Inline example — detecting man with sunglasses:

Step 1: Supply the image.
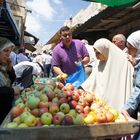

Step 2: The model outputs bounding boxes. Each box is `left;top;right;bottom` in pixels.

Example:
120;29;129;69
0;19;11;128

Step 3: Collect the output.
52;26;90;78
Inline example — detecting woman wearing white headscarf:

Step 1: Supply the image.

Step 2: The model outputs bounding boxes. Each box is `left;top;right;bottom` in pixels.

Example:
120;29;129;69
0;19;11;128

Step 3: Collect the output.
0;37;21;124
81;38;134;111
122;30;140;140
122;30;140;115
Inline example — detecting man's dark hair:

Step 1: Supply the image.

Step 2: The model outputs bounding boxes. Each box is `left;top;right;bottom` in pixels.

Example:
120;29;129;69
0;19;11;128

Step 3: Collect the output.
43;50;47;54
18;48;25;54
59;26;70;34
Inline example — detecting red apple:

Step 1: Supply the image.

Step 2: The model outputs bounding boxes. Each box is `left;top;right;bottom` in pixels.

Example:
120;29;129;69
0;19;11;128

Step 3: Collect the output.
31;108;39;117
46;91;56;101
57;91;67;99
105;111;115;122
75;105;84;113
65;90;73;97
83;106;90;115
59;97;68;105
78;97;87;107
39;101;49;108
65;83;75;91
52;113;64;125
62;115;73;125
11;106;23;118
49;103;59;115
61;86;67;92
69;100;78;109
96;112;107;123
39;107;48;116
57;82;65;89
84;93;94;103
72;90;80;101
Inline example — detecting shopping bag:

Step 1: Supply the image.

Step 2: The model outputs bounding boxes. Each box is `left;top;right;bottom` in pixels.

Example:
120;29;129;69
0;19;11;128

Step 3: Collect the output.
66;63;87;88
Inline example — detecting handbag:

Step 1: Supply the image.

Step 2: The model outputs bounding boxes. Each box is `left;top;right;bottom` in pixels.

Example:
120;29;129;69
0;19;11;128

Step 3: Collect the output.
66;63;87;88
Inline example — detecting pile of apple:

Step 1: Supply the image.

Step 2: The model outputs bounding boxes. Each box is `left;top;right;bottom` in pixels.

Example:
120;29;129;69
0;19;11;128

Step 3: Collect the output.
5;79;127;128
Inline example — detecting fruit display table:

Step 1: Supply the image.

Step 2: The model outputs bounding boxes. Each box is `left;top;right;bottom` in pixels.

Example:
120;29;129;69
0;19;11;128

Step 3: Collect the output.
0;115;139;140
1;79;139;140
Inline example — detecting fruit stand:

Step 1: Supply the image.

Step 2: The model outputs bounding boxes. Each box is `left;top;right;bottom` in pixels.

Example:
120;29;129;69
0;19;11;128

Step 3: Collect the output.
0;116;139;140
0;78;139;140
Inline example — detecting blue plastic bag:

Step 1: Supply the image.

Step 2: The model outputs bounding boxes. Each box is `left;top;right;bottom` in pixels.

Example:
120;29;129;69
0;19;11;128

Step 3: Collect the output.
66;63;87;88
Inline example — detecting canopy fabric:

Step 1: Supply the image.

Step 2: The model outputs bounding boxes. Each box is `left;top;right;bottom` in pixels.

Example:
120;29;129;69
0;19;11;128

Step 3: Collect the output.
83;0;139;7
0;0;20;45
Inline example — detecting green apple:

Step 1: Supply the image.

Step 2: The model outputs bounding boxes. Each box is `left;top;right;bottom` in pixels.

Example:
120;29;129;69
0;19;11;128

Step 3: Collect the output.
14;98;23;106
27;96;40;109
60;103;70;114
13;116;21;124
24;115;37;127
18;123;28;128
68;109;77;118
20;112;31;123
73;114;84;125
41;112;52;125
6;122;18;128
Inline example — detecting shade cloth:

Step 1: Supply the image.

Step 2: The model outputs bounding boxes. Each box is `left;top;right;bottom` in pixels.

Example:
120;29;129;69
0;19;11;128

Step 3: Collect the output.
83;0;139;8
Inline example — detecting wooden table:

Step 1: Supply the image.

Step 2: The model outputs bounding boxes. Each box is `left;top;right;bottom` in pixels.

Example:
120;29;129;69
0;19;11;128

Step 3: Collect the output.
0;119;139;140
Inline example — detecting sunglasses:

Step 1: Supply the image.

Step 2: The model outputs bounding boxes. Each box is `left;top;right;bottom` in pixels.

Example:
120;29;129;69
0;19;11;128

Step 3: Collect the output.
61;33;72;39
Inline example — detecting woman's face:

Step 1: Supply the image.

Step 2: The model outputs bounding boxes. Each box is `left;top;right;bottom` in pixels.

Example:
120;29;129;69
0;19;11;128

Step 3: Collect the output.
126;42;138;57
94;48;107;62
0;47;12;62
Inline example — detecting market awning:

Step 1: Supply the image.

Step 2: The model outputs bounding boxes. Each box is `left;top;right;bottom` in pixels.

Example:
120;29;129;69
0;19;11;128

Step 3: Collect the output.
83;0;139;8
72;5;140;44
0;0;20;45
24;31;39;52
24;31;39;45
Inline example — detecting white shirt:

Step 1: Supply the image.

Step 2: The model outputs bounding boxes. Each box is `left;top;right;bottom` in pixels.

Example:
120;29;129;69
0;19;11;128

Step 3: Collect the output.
42;53;52;65
14;61;43;78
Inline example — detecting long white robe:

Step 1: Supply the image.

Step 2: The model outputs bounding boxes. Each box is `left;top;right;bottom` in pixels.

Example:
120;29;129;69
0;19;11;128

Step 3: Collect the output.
82;38;134;111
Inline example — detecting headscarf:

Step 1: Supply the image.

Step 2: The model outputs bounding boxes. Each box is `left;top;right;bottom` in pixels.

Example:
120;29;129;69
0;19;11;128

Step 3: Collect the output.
81;38;134;111
0;37;15;52
0;37;15;87
127;30;140;59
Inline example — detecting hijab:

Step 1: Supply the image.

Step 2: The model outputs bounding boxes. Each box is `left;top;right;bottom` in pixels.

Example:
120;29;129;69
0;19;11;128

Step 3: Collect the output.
0;37;15;87
0;37;15;52
81;38;134;111
127;30;140;60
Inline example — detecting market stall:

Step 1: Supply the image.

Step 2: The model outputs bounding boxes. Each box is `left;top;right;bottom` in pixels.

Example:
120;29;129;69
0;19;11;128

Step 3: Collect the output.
0;119;139;140
0;78;139;140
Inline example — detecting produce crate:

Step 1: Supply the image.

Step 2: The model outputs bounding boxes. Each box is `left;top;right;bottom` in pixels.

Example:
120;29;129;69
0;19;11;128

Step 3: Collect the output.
0;114;139;140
